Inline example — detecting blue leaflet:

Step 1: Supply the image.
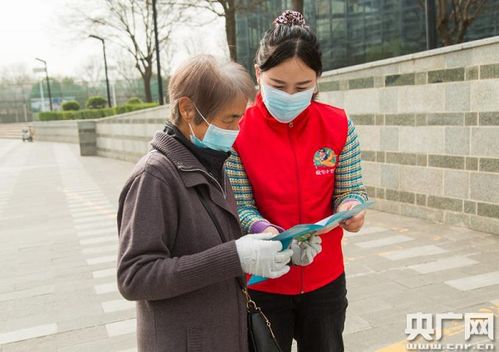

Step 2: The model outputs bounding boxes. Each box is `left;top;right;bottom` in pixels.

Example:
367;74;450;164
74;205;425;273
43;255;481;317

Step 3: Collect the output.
248;200;375;286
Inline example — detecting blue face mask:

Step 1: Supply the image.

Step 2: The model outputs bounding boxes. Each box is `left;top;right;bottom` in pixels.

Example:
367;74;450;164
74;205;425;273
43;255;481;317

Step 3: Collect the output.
189;105;239;153
261;82;314;123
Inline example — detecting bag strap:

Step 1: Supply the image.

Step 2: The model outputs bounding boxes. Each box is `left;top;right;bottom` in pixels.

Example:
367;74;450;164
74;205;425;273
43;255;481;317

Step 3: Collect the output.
194;187;247;291
196;187;280;345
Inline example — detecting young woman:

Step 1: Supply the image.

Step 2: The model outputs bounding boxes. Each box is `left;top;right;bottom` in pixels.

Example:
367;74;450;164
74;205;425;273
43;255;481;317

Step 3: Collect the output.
116;55;293;352
227;10;369;352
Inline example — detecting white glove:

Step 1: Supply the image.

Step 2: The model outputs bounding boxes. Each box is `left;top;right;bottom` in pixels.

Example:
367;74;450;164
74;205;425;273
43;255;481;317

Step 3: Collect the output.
235;233;293;279
291;235;322;266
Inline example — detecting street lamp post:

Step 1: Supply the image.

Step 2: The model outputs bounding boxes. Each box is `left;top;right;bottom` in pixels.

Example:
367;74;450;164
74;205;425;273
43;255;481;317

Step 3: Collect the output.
108;65;118;107
35;58;53;111
89;34;112;108
152;0;164;105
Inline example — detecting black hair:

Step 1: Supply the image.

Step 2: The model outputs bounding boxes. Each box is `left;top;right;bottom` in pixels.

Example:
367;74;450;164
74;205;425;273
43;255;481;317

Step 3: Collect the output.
255;10;322;77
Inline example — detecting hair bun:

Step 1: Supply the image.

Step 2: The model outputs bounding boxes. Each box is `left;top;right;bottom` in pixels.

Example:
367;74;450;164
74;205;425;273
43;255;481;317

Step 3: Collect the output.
273;10;306;27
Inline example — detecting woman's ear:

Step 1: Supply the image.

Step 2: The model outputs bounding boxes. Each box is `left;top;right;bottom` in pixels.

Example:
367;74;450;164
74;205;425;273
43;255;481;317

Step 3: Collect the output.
178;97;195;124
254;65;261;84
315;74;321;93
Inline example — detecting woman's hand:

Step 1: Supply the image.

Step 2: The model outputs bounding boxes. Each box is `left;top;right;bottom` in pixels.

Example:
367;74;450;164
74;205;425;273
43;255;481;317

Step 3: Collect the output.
291;235;322;266
263;226;280;235
337;200;365;233
235;233;292;278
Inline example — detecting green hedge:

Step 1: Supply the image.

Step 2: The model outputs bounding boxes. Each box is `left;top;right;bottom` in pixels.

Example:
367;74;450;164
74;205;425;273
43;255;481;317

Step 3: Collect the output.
126;97;143;105
62;100;80;111
38;103;159;121
86;96;107;109
114;103;158;114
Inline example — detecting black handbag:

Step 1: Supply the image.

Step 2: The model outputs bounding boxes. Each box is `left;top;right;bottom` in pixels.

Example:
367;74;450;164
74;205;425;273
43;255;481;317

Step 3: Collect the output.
195;188;283;352
243;287;283;352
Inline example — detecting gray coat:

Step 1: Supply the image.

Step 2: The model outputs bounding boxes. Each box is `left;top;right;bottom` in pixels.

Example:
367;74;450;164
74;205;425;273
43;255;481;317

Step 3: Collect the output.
117;131;248;352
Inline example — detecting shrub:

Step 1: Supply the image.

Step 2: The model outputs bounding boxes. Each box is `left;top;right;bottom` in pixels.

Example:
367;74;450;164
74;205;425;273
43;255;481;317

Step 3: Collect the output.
38;112;62;121
62;111;76;120
86;96;107;109
115;102;158;114
37;102;159;121
79;109;103;119
62;100;80;111
126;97;143;105
101;107;116;117
126;102;158;112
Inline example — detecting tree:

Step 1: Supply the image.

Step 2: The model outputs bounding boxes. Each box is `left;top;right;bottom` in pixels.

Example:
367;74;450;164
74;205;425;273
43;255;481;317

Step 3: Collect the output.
0;63;33;90
291;0;304;14
191;1;237;60
59;77;90;106
161;0;266;62
115;53;144;99
77;56;104;87
0;64;34;122
420;0;488;46
64;0;188;102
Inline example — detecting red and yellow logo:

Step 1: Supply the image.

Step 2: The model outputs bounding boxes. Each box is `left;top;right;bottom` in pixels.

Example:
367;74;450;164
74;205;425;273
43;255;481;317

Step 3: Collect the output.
313;147;336;176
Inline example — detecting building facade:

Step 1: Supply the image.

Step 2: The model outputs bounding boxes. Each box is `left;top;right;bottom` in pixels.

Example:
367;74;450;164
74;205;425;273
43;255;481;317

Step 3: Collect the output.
235;0;499;74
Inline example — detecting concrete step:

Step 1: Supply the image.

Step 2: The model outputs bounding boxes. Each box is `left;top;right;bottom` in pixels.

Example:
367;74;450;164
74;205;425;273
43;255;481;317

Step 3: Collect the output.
0;123;31;140
0;135;22;140
0;129;26;134
0;132;22;136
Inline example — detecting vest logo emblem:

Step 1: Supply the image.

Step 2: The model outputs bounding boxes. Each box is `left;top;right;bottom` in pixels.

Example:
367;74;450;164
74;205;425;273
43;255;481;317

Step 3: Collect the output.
313;147;336;176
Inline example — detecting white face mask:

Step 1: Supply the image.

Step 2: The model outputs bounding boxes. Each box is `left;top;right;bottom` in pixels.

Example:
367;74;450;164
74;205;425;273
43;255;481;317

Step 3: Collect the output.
261;82;314;123
189;104;239;152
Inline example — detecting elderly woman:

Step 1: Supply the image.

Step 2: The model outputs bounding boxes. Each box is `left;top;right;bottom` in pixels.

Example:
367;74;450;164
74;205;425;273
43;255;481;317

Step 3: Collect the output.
116;55;293;352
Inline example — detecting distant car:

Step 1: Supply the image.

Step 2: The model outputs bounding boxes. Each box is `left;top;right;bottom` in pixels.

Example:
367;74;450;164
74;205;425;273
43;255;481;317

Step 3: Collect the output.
22;128;33;142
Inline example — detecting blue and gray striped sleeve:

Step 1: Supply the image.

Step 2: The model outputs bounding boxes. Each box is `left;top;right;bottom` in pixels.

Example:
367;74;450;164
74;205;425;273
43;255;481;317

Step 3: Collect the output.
332;118;369;210
226;151;272;234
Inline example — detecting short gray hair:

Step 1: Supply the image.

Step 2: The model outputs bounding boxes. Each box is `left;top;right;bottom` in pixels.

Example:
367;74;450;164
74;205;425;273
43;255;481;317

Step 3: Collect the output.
168;55;256;125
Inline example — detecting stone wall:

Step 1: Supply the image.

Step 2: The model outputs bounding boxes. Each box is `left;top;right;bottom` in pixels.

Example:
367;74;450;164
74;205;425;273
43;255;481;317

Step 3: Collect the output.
31;36;499;234
95;106;167;162
31;106;168;160
317;36;499;234
32;120;80;144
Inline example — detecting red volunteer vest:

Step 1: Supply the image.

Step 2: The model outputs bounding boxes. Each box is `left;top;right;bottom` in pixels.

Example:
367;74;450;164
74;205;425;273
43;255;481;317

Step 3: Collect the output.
234;94;349;295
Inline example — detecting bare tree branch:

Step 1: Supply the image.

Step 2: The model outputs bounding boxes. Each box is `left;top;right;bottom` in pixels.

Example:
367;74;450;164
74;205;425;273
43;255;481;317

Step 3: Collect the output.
60;0;189;101
418;0;488;46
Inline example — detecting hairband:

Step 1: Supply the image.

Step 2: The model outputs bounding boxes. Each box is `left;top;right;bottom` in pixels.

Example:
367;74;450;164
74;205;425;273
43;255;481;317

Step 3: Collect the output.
273;10;306;27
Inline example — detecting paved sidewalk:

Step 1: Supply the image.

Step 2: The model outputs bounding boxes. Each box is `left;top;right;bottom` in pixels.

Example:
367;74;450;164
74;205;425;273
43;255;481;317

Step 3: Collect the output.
0;139;498;352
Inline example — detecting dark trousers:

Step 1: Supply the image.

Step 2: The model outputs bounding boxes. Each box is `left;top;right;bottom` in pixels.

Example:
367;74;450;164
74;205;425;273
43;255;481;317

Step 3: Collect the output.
248;273;348;352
